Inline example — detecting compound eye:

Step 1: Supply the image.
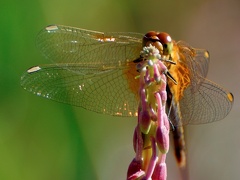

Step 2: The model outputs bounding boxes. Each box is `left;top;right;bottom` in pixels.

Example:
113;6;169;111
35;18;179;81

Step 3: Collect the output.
157;32;172;44
143;31;159;46
142;31;163;53
144;31;159;39
157;32;173;55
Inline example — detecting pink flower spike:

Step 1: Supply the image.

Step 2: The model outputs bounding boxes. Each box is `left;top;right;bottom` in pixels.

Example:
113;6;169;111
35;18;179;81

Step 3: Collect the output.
128;44;170;180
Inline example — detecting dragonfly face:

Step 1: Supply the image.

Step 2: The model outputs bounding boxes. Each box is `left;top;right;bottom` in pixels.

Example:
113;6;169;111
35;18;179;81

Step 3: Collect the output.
20;25;234;127
142;31;173;56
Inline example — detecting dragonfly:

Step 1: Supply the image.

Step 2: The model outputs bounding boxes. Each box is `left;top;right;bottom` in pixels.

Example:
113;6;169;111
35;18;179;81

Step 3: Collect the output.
21;24;233;123
20;25;234;167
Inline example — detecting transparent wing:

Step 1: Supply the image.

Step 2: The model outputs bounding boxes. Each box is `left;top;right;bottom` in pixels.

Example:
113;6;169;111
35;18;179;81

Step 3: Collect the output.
168;41;233;126
192;48;210;78
36;25;143;72
179;78;234;125
20;63;139;117
177;41;210;91
23;26;233;124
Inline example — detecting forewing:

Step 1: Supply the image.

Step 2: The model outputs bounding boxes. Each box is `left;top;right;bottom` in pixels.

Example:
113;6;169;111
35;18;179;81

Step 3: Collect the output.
36;25;143;72
192;48;210;78
21;64;139;117
177;41;210;91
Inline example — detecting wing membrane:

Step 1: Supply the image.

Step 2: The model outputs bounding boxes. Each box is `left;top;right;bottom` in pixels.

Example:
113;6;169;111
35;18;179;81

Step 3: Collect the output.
21;63;139;116
170;77;233;126
168;41;232;126
177;41;210;92
36;25;143;72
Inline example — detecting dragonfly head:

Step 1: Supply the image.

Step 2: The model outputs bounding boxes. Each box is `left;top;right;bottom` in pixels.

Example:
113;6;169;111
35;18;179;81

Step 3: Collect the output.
143;31;173;56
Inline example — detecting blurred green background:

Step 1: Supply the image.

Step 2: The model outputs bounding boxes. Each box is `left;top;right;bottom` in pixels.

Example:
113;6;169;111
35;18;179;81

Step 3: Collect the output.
0;0;239;179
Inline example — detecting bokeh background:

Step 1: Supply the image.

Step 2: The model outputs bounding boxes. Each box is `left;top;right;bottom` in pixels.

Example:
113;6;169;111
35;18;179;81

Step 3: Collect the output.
0;0;239;179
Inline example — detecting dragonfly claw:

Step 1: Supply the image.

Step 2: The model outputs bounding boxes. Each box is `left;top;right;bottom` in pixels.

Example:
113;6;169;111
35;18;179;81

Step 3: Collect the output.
164;70;177;85
161;57;176;65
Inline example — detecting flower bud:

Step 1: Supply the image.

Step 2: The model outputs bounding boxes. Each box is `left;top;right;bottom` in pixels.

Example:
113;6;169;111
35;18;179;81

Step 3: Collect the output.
127;158;144;180
133;127;138;153
139;110;151;134
153;64;161;83
152;161;167;180
156;126;169;154
133;126;143;153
